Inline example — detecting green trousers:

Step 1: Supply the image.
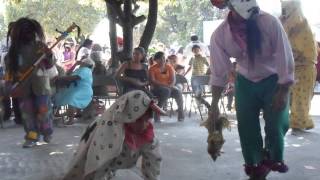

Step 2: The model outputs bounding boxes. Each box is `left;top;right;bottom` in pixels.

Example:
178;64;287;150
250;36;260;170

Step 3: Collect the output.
235;74;289;165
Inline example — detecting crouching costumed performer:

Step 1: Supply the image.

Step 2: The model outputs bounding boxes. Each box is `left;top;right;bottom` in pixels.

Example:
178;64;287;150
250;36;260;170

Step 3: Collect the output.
210;0;294;179
63;90;164;180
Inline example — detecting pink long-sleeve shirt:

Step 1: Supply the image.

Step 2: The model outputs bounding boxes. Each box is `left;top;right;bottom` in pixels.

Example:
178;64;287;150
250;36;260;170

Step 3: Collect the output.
209;12;294;87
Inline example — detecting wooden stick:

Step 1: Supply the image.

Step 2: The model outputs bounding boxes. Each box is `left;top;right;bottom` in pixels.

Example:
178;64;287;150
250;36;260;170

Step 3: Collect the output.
9;23;80;94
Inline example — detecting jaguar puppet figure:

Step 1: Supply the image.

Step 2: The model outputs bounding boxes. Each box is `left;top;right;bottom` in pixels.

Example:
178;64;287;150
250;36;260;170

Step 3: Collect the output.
196;96;230;161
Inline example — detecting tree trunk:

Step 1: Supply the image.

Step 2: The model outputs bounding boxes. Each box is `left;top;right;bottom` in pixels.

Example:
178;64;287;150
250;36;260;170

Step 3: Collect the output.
122;0;133;61
105;0;158;62
107;2;119;69
139;0;158;52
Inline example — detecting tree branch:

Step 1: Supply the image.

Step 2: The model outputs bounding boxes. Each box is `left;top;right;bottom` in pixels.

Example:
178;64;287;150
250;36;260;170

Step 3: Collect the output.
106;0;119;68
132;0;140;14
122;0;133;60
139;0;158;51
106;0;125;24
133;15;146;26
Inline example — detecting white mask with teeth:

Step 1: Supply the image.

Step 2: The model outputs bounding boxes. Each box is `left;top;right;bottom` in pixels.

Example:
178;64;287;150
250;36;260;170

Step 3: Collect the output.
228;0;259;19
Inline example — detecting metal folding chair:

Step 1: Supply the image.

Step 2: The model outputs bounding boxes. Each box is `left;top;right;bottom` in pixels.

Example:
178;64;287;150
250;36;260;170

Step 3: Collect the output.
92;75;121;107
190;75;211;121
176;74;194;117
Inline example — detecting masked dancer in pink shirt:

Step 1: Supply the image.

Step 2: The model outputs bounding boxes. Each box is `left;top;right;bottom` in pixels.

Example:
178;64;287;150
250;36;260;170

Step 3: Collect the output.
209;0;294;179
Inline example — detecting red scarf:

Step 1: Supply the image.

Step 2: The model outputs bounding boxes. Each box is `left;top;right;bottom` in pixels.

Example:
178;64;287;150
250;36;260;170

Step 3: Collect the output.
124;121;155;151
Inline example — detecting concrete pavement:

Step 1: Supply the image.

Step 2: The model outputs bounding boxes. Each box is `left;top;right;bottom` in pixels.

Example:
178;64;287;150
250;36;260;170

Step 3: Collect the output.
0;97;319;180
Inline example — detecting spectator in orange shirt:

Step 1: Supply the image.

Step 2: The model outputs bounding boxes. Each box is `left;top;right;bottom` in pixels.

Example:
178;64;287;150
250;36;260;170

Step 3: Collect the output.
149;52;184;122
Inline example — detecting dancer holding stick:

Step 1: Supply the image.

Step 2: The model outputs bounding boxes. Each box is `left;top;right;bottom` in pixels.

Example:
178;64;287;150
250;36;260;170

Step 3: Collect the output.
5;17;79;148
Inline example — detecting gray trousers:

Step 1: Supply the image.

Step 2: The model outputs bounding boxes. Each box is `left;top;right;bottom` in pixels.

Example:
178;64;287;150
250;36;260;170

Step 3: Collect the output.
151;86;183;113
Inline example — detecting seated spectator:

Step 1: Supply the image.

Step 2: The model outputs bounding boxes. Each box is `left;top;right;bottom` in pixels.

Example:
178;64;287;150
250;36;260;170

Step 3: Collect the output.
76;39;93;61
91;43;103;52
148;56;155;67
62;43;76;71
91;48;108;96
167;54;185;75
91;46;106;74
167;55;185;91
54;58;94;125
149;51;184;122
115;47;149;94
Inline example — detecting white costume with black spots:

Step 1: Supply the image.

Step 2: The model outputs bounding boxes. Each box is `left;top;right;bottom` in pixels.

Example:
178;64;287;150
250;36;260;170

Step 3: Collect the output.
63;91;161;180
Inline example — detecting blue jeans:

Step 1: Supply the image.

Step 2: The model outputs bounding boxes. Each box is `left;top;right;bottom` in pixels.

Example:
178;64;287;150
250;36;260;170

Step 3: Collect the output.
191;76;204;96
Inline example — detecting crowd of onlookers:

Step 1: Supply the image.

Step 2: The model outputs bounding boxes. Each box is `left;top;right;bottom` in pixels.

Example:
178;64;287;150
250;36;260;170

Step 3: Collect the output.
0;30;242;126
2;30;319;125
115;36;213;122
0;16;220;149
54;35;218;123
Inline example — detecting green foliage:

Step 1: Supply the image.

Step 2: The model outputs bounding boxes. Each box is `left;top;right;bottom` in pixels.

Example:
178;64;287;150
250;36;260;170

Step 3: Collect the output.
154;0;227;46
0;15;6;40
2;0;105;39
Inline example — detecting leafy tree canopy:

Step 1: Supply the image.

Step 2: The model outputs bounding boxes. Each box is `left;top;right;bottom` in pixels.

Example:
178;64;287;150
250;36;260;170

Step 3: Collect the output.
1;0;105;40
1;0;226;49
154;0;227;47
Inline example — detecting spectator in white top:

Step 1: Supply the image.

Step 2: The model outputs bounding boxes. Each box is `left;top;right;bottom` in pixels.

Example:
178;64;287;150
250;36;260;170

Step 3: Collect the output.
76;39;93;61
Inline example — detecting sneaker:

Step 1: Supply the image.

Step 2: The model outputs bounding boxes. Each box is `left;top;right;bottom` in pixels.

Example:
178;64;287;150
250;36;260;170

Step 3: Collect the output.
291;128;305;136
13;118;23;125
22;140;37;148
263;160;289;173
244;164;271;179
43;135;52;143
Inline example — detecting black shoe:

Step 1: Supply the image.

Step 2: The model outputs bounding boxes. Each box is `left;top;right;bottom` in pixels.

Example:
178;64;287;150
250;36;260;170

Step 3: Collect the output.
23;140;37;148
227;106;232;111
43;135;52;143
3;117;10;122
291;128;305;136
13;118;23;125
